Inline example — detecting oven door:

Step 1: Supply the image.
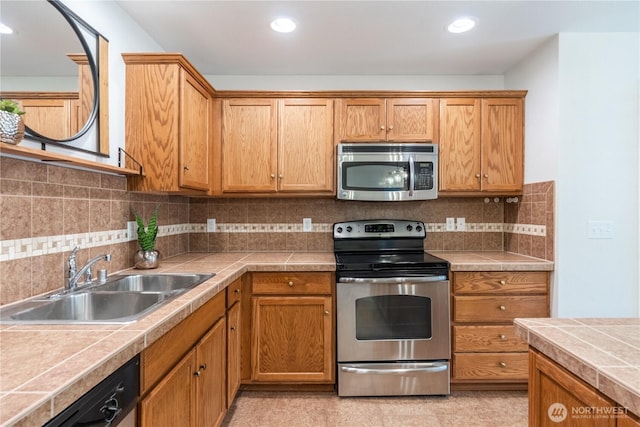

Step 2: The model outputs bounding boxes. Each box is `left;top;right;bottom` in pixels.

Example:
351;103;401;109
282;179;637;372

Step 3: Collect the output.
336;277;450;362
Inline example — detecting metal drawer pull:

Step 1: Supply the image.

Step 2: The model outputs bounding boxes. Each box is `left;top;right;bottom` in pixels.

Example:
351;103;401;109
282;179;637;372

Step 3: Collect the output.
499;334;506;340
324;310;329;315
194;371;201;377
288;281;294;287
499;362;507;367
234;289;240;294
340;364;447;375
230;326;236;331
500;280;506;285
499;305;506;311
200;364;207;370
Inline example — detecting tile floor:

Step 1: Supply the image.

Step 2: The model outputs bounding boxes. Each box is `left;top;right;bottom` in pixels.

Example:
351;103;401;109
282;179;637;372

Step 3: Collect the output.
222;390;528;426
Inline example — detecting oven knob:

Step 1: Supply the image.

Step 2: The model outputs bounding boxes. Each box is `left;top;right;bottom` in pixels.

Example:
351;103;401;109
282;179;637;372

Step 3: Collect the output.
416;225;423;232
336;227;343;234
406;225;413;231
346;226;353;232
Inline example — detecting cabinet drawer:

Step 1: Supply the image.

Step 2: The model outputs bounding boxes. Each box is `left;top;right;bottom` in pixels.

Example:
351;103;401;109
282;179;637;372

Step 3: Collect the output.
453;295;548;322
453;325;528;352
453;271;548;294
453;353;528;380
252;272;333;295
226;278;242;306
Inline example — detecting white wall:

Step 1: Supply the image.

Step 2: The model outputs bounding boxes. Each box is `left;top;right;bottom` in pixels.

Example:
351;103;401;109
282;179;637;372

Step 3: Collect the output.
506;33;639;317
205;75;504;91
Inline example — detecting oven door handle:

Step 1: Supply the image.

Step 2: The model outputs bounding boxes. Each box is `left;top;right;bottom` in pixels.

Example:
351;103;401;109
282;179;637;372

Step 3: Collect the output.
340;364;448;375
338;276;448;284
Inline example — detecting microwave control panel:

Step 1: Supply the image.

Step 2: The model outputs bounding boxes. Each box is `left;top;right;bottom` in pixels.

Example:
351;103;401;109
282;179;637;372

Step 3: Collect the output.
414;162;434;190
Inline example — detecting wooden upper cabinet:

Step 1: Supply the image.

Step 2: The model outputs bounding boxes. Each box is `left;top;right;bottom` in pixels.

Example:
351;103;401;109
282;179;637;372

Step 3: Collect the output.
439;97;524;194
221;99;278;192
123;53;215;193
219;98;334;195
278;99;334;193
338;98;438;142
481;98;523;192
439;98;481;191
19;98;74;140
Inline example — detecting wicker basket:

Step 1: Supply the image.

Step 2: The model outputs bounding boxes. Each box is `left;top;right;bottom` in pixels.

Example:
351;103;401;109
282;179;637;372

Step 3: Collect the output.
0;110;25;145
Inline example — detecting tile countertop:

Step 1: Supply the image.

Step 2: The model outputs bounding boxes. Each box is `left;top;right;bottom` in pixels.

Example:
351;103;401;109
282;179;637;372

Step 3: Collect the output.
0;250;552;426
514;318;640;416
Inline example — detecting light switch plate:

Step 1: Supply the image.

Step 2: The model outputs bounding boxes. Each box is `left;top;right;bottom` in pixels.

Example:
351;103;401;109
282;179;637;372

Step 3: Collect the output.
127;221;137;240
456;217;466;231
303;218;313;232
587;220;614;239
207;218;217;232
445;217;455;231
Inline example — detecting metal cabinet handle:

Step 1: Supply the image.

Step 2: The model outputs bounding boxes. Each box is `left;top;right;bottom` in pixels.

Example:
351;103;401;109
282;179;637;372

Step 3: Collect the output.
499;305;506;311
388;125;393;131
380;125;385;130
279;174;284;179
200;364;207;370
230;326;236;331
270;173;275;179
484;174;489;178
288;281;294;287
234;289;240;294
194;371;201;377
475;173;481;178
324;310;329;315
500;280;506;285
184;165;189;171
499;334;506;340
499;362;507;367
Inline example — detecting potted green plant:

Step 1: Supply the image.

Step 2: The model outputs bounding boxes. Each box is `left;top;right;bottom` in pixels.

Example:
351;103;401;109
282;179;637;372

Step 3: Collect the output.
133;206;160;269
0;99;25;145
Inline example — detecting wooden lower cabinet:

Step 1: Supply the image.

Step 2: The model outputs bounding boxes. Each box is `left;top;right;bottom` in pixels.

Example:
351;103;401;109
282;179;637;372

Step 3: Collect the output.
139;292;227;427
529;349;639;426
248;272;335;384
451;271;549;389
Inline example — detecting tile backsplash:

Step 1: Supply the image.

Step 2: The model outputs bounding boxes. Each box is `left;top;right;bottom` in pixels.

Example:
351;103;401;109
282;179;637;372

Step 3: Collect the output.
0;156;553;305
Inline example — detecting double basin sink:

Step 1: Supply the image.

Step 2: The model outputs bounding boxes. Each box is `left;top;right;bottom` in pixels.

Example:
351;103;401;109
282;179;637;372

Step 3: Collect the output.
0;273;214;324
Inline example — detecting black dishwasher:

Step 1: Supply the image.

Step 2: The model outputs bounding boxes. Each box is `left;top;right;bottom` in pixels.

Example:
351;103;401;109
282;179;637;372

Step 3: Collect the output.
44;355;139;427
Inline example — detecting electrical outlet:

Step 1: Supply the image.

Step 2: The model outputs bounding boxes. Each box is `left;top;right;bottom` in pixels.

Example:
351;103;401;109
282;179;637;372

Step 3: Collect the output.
303;218;313;232
445;217;455;231
127;221;137;240
587;220;614;239
207;218;217;232
456;217;466;231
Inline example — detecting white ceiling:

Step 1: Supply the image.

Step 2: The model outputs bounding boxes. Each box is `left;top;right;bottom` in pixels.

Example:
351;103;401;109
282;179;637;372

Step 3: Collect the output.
113;0;640;76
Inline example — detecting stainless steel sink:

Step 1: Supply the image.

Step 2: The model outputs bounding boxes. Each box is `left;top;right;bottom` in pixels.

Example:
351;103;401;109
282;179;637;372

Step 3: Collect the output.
6;292;167;323
0;273;214;324
93;273;212;294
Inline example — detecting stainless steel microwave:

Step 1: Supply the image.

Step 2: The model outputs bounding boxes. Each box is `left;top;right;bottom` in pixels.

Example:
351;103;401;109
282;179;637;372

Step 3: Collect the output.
337;143;438;201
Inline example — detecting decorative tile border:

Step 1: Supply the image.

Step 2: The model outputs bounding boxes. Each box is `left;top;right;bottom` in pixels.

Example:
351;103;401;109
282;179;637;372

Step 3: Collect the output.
0;222;545;262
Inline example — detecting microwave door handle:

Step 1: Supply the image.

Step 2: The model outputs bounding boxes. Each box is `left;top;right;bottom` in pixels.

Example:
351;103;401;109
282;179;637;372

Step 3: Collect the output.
408;156;415;197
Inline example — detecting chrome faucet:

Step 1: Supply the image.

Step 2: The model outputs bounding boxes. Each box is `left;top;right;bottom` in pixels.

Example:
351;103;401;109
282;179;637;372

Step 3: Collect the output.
67;247;111;290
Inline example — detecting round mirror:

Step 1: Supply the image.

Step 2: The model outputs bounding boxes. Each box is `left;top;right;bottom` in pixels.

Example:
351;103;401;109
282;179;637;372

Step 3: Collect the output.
0;0;106;155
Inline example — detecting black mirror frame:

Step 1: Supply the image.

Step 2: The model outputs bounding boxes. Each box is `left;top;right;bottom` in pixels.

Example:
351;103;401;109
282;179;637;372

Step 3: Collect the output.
23;0;108;157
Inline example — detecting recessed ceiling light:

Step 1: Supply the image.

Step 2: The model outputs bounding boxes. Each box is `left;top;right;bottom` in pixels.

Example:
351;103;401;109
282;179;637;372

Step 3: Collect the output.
0;23;14;35
447;17;477;34
270;17;296;33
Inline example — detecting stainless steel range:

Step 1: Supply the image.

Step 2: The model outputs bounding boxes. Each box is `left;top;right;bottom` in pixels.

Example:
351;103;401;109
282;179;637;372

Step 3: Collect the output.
334;219;450;397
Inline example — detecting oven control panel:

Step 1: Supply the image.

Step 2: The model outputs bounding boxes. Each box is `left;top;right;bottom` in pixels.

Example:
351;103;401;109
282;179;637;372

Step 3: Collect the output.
333;220;425;239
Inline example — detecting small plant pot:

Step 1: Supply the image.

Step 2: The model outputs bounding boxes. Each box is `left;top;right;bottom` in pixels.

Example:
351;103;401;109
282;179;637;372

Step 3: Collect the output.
134;249;160;269
0;111;25;145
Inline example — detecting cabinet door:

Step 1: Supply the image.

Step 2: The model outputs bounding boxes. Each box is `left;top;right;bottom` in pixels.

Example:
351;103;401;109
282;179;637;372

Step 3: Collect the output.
222;99;277;192
195;317;226;427
338;98;386;141
530;350;616;426
278;99;334;193
179;70;210;190
20;99;72;140
251;296;333;382
139;350;196;427
386;98;438;142
481;98;524;192
439;98;481;191
227;302;241;406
